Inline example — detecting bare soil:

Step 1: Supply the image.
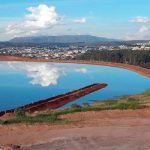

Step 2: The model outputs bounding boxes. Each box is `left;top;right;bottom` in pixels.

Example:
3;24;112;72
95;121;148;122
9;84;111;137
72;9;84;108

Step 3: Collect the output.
0;109;150;150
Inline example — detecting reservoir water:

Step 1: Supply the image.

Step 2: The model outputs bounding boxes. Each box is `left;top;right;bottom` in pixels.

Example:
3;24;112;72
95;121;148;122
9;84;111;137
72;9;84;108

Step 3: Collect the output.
0;61;150;111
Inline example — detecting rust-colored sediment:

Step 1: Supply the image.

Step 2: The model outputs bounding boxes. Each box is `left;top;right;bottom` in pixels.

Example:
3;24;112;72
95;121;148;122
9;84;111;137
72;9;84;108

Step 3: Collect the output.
0;83;107;116
0;55;150;78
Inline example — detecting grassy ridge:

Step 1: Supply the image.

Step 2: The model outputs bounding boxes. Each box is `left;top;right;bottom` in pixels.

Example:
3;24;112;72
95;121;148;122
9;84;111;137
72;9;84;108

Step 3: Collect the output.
0;90;150;125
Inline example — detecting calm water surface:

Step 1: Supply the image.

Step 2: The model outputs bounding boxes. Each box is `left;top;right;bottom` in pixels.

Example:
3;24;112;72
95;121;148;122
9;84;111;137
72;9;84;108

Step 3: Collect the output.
0;61;150;111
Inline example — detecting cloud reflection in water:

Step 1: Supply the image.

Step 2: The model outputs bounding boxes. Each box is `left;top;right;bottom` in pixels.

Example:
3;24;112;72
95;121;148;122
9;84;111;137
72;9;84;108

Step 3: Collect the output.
75;68;87;73
8;62;64;87
8;62;88;87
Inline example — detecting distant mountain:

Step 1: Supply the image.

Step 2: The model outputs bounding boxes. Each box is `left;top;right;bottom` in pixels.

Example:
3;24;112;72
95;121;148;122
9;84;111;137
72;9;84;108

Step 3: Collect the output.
10;35;118;44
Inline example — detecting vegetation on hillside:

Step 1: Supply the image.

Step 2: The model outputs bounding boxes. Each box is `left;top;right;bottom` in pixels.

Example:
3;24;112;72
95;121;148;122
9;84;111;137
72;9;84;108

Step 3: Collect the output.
76;50;150;69
0;90;150;125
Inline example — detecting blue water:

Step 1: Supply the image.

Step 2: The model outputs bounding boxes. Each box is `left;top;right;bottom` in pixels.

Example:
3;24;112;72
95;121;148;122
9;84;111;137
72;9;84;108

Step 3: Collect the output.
0;61;150;111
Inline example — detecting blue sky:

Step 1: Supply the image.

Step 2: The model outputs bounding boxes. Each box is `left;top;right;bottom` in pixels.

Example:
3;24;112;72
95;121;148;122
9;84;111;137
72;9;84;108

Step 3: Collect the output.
0;0;150;40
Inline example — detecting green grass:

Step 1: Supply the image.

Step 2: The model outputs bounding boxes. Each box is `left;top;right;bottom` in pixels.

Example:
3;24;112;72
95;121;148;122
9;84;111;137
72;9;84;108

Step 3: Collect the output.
143;90;150;96
0;113;58;125
0;90;149;125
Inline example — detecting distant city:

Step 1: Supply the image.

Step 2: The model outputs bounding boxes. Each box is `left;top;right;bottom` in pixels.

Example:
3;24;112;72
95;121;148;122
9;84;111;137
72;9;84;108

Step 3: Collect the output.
0;38;150;60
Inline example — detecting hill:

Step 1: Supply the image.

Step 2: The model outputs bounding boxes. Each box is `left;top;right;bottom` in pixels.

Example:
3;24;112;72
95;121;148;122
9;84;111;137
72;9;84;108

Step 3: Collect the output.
10;35;118;44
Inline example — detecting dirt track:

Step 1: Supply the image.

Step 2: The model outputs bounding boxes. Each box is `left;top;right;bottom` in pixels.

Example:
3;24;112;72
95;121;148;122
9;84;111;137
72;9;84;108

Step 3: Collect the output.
0;55;150;78
0;109;150;150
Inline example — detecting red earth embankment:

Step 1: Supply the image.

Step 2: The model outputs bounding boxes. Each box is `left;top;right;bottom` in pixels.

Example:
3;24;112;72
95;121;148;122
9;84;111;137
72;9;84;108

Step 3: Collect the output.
0;83;107;116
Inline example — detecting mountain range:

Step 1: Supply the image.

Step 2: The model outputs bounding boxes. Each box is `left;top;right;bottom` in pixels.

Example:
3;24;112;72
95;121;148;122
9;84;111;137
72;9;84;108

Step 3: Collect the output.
10;35;118;44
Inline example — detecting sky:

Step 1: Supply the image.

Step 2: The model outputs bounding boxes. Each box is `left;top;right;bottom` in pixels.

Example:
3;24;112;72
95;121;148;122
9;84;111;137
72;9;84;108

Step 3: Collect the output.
0;0;150;41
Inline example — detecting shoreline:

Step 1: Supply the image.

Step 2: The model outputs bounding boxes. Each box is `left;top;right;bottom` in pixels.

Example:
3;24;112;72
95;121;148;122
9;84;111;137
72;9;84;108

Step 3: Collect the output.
0;83;107;116
0;55;150;78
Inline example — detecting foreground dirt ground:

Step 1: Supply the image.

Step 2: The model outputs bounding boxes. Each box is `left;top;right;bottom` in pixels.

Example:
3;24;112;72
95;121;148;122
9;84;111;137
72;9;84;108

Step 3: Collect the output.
0;109;150;150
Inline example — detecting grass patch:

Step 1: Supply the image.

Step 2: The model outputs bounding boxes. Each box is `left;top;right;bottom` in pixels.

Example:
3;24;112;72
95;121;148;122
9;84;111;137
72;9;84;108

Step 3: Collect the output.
112;98;140;110
0;90;149;125
114;101;139;110
143;90;150;96
1;113;58;125
15;107;26;118
0;119;4;125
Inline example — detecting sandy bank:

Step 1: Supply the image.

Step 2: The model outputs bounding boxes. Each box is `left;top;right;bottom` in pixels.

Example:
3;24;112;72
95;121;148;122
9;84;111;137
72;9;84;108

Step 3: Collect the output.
0;55;150;78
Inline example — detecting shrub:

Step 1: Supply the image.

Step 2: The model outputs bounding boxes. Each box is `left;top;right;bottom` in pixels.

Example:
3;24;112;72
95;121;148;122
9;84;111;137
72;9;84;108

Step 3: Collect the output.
115;101;139;110
0;119;4;125
127;98;139;102
116;103;130;110
105;100;118;106
71;104;82;110
36;112;58;122
143;90;150;96
15;108;26;118
83;103;90;107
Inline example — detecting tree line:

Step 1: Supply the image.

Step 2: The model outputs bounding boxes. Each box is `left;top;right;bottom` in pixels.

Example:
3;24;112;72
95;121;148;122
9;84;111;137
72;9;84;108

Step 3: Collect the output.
75;50;150;69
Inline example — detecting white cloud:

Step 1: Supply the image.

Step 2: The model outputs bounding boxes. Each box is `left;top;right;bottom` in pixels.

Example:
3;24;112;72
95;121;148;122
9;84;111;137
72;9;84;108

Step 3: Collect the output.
139;26;149;33
75;68;87;73
6;4;62;37
8;62;64;87
125;25;150;40
131;16;150;23
127;16;150;40
73;17;86;24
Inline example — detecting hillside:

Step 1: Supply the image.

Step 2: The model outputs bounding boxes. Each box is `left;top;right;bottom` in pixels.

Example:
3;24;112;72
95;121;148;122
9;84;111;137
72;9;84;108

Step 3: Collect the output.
9;35;117;43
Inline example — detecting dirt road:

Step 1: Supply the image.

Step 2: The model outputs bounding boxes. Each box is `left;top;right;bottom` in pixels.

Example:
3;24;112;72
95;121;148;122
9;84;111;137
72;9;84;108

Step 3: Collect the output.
0;109;150;150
